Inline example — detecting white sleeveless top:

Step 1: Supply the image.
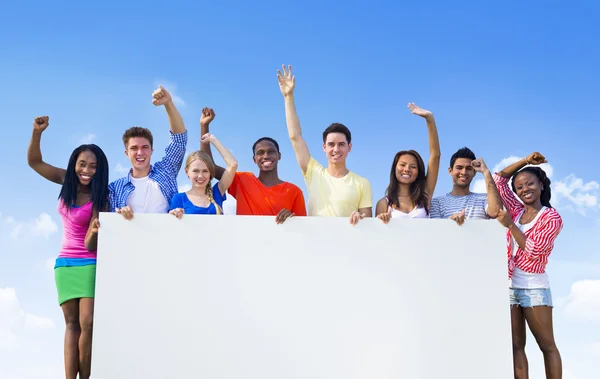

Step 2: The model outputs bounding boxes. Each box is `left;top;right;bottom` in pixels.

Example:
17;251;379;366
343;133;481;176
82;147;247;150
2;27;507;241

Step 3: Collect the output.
386;197;429;219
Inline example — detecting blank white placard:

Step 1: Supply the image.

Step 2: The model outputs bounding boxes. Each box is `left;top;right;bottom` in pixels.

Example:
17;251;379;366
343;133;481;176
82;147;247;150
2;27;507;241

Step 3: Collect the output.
90;213;512;379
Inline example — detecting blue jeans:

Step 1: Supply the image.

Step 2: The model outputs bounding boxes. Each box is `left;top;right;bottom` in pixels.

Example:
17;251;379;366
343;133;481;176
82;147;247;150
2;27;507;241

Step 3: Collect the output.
509;288;553;308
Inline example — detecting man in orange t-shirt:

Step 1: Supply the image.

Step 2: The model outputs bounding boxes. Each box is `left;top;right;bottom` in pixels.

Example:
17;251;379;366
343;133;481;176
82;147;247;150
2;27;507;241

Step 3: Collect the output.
200;108;306;223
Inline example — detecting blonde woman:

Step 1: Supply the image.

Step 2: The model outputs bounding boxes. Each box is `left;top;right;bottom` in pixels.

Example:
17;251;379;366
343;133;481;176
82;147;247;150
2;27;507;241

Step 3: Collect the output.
169;133;238;217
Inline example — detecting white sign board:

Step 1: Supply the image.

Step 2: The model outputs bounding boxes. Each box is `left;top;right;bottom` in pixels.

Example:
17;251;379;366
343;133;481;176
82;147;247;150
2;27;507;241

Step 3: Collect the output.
91;213;512;379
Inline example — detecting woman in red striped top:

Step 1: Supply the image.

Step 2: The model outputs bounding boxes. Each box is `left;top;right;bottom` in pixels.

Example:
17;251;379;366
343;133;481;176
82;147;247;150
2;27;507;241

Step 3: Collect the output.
493;152;563;379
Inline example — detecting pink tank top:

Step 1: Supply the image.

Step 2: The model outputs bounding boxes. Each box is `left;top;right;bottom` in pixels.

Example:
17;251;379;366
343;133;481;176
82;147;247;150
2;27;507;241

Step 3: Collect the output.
57;200;97;259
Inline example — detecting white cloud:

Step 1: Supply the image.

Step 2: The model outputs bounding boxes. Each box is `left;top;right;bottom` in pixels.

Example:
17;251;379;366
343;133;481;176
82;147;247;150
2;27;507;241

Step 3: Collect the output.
0;287;55;350
1;212;58;240
584;341;600;356
78;133;96;144
564;280;600;322
115;163;129;175
553;175;599;216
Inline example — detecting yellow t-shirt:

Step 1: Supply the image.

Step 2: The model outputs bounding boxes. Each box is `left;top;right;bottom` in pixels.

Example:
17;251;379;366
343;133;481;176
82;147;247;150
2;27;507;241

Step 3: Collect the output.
303;157;372;217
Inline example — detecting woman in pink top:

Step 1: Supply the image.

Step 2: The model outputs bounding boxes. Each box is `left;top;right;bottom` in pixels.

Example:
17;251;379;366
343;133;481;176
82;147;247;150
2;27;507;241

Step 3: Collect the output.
27;116;109;379
494;152;563;379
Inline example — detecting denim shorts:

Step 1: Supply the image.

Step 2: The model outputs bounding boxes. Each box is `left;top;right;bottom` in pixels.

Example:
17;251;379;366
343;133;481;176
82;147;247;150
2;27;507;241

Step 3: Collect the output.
509;288;553;308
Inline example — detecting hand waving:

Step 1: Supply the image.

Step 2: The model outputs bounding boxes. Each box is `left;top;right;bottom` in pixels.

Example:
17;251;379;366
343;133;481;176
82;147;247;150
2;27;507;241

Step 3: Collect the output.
471;158;489;173
152;85;173;106
407;102;433;119
277;64;295;97
200;107;215;125
33;116;49;132
526;152;547;165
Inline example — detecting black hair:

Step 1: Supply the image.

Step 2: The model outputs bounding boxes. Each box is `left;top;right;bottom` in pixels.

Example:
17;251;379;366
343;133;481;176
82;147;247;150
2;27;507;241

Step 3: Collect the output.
252;137;280;154
58;144;110;212
322;123;351;144
511;166;553;208
385;150;429;215
450;147;476;168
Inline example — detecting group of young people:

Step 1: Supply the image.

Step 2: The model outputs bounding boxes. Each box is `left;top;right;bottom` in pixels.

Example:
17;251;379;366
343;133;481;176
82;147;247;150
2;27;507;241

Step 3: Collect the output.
27;65;563;379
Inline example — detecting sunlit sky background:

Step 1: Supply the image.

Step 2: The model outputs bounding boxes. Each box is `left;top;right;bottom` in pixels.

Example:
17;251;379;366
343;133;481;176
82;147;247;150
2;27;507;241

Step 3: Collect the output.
1;1;599;378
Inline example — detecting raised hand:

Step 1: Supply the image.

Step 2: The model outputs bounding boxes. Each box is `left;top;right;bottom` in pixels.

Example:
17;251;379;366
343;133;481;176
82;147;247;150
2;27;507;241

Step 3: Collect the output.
152;85;173;106
377;209;393;224
169;208;184;220
33;116;49;132
526;152;547;165
407;102;433;119
275;208;294;224
200;107;215;126
277;64;295;97
116;205;134;221
449;209;466;226
200;133;217;144
471;158;489;173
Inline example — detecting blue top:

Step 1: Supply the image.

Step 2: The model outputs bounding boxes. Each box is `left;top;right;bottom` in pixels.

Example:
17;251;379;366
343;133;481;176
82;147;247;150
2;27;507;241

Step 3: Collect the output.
169;182;227;215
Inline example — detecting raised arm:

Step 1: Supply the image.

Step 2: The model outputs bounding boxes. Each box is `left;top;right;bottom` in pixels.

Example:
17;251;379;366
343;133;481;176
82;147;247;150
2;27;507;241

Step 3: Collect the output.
152;85;186;135
494;152;547;216
27;116;66;185
408;103;440;201
199;107;225;180
201;133;238;196
278;65;311;174
471;158;503;218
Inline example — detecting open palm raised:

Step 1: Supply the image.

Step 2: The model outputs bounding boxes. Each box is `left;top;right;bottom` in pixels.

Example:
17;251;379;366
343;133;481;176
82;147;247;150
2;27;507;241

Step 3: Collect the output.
407;102;433;118
277;64;295;96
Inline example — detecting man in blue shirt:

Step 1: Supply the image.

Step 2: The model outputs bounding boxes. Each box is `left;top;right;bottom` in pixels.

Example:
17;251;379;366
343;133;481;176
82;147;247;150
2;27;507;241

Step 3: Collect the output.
109;86;188;219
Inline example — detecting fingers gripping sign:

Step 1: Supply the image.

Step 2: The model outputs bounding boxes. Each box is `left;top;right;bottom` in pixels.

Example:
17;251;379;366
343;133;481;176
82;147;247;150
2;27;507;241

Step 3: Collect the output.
377;208;393;224
116;206;134;221
90;218;100;234
496;208;513;228
33;116;50;132
349;210;366;226
169;208;184;220
449;209;466;226
275;208;294;224
151;85;173;106
277;64;295;97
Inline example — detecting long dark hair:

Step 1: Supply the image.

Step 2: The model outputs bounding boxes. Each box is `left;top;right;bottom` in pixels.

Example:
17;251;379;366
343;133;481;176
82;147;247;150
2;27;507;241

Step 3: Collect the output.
58;144;109;212
511;166;552;208
385;150;429;214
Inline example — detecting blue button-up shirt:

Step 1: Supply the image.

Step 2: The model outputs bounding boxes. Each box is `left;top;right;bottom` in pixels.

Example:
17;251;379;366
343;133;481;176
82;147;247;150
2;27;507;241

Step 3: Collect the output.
108;131;188;212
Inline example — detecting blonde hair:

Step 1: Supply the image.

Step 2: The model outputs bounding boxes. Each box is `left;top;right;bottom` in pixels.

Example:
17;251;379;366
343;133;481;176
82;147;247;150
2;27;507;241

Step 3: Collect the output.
185;150;223;215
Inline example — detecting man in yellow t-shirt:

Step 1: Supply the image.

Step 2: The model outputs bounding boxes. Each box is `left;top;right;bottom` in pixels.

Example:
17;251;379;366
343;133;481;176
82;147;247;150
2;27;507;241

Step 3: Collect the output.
276;64;373;224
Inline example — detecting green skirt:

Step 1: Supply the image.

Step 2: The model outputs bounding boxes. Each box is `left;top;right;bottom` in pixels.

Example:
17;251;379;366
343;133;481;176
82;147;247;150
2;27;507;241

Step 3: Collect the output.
54;264;97;305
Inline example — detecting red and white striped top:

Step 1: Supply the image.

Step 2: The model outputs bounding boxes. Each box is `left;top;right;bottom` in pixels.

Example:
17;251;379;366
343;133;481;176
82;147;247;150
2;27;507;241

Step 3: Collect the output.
493;173;563;279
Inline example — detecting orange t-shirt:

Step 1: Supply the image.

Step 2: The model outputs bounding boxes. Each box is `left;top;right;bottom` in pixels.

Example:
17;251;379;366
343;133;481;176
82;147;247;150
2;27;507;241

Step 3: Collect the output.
227;172;307;216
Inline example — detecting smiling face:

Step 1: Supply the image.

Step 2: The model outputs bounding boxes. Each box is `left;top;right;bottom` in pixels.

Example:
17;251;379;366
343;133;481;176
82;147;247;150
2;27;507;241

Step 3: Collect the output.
449;158;476;188
186;159;211;191
323;132;351;164
75;150;98;186
253;140;280;172
126;137;153;173
395;154;419;185
513;172;542;205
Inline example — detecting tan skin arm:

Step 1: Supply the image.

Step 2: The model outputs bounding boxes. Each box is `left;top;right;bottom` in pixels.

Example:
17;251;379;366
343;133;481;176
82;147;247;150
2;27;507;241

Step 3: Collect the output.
27;116;66;185
199;108;226;180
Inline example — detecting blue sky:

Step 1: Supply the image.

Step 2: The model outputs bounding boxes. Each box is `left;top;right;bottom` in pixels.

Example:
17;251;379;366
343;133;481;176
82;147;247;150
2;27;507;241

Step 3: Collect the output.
1;1;599;378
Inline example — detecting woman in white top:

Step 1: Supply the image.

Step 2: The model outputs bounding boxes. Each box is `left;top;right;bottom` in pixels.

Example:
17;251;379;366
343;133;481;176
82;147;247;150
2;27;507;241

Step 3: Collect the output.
376;103;440;223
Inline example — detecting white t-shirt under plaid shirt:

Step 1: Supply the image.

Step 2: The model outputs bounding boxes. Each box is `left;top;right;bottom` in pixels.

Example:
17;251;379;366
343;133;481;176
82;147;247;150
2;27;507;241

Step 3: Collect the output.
429;192;489;220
